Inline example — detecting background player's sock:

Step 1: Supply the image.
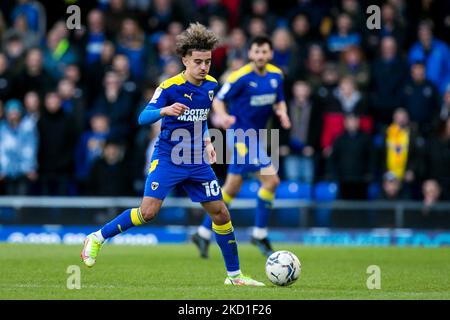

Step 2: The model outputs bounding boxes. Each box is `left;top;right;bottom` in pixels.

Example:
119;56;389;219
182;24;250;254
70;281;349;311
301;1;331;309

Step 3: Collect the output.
197;190;234;238
212;221;241;276
253;188;274;239
197;225;212;240
99;208;146;241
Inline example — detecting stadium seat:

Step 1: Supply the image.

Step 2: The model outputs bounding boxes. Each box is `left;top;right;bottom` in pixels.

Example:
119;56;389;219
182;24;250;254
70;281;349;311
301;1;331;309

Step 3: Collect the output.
368;182;382;200
275;181;312;227
313;182;339;227
236;180;260;198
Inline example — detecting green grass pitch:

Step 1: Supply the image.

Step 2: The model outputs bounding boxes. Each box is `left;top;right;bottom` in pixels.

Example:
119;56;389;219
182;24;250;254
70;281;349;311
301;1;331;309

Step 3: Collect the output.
0;243;449;299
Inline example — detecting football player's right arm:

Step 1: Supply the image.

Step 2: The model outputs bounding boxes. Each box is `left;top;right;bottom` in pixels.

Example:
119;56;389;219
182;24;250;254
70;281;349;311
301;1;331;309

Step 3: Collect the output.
138;87;189;125
212;79;244;129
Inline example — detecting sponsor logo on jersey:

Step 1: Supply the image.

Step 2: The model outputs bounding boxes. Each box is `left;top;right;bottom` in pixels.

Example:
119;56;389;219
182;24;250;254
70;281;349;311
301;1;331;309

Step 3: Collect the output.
184;93;193;101
177;108;210;121
250;94;277;106
270;78;278;88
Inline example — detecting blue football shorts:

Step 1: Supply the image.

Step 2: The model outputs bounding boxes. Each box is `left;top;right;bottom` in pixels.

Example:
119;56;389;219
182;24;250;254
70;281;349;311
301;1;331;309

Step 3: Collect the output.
144;156;222;202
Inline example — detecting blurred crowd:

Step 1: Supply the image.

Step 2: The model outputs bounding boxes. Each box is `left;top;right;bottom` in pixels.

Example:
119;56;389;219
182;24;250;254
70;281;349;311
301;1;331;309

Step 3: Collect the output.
0;0;449;207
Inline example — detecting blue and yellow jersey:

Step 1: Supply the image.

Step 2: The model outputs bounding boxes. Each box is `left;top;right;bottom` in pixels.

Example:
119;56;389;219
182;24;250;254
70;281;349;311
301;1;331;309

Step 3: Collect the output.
217;63;285;131
144;72;218;163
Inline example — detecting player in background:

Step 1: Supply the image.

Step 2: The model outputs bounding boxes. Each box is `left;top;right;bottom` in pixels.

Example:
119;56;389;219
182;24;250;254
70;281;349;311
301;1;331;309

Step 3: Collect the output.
192;35;291;258
81;23;264;286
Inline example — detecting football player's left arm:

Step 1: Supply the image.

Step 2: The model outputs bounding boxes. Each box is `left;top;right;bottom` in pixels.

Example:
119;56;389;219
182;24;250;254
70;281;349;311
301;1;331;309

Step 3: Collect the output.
274;101;291;129
273;76;291;129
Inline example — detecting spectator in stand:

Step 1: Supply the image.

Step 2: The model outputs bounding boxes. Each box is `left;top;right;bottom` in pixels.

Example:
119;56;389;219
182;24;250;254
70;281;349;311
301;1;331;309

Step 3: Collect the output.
290;13;314;64
10;0;46;41
208;17;228;79
272;28;298;77
242;0;277;35
112;54;139;104
57;78;85;136
116;18;154;83
364;2;406;58
321;76;372;154
14;47;54;99
3;33;26;76
380;171;408;201
408;20;450;94
219;56;246;85
157;58;182;84
3;13;39;50
327;12;361;57
340;0;365;31
422;118;450;202
88;139;132;196
75;113;110;194
92;70;134;141
104;0;134;36
369;36;408;128
196;0;230;26
284;81;323;183
315;62;339;106
22;90;41;128
421;179;442;217
401;61;440;137
37;91;77;195
327;113;374;200
246;16;267;39
337;45;370;91
0;99;38;195
155;33;177;76
75;9;108;68
225;28;248;67
0;53;14;102
304;44;327;91
85;41;116;106
63;64;85;104
380;108;422;198
42;22;79;81
147;0;187;34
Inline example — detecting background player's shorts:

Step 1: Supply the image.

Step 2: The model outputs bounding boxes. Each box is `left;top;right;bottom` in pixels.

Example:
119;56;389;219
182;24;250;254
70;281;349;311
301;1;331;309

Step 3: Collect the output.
144;157;222;202
227;133;272;176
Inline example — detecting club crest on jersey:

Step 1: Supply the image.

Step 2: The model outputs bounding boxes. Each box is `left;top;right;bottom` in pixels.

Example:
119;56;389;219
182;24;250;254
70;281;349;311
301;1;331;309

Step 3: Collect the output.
151;182;159;190
270;79;278;89
208;90;214;101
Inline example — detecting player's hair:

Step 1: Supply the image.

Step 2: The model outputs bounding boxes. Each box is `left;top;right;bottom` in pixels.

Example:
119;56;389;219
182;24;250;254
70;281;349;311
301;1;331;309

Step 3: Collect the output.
249;35;273;50
175;22;219;57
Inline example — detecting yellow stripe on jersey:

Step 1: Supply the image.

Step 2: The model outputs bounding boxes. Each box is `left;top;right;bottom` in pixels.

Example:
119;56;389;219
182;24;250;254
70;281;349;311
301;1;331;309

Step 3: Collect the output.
212;221;234;235
205;75;218;83
226;64;254;84
160;73;186;89
265;63;283;76
148;159;159;173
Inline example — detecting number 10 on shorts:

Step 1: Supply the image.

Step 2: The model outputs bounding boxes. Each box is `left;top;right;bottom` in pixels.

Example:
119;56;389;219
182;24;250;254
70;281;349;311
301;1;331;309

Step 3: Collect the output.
202;180;221;197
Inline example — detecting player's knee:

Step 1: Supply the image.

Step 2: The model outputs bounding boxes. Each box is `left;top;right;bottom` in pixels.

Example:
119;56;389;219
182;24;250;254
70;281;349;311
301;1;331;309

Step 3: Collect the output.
210;203;230;225
263;175;280;192
140;205;158;222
